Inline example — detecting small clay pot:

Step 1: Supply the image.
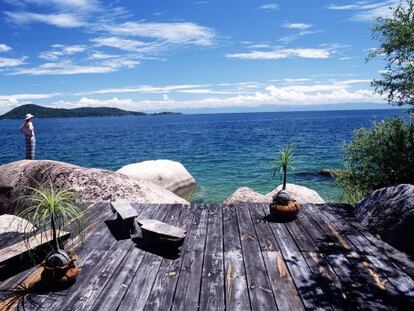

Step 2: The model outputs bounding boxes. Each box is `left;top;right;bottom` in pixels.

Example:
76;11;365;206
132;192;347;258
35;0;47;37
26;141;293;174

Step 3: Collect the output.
269;200;299;222
41;256;80;289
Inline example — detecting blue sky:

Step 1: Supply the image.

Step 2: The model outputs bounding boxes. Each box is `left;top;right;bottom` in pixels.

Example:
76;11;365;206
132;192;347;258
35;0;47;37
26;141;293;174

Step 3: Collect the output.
0;0;400;114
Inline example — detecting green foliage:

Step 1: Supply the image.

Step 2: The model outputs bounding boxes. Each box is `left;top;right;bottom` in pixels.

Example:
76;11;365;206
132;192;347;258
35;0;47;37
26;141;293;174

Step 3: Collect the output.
272;145;294;190
19;181;84;252
368;0;414;109
337;117;414;204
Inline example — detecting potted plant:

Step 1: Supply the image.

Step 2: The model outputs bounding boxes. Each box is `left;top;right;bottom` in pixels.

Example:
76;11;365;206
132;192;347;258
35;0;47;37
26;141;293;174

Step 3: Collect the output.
19;181;83;288
270;145;299;221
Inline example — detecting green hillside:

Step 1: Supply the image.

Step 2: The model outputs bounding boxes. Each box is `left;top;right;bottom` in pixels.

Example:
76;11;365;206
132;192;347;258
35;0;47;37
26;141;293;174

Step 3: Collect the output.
0;104;178;119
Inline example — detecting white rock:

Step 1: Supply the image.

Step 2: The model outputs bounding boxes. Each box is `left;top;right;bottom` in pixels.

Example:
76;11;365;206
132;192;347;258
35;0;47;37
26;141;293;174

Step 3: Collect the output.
117;160;196;198
0;160;188;214
0;214;34;234
266;183;325;204
224;187;270;205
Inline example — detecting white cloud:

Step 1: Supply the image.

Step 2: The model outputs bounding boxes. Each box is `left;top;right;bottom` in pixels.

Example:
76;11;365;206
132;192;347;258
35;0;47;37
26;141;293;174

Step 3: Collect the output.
0;93;59;101
278;30;318;43
85;84;207;95
5;11;86;28
50;85;382;112
44;78;380;112
10;58;139;75
39;44;86;60
227;48;331;60
257;4;279;12
92;37;154;53
9;0;101;12
326;1;398;21
88;52;117;60
108;22;215;46
0;93;60;114
283;23;313;30
0;44;12;53
0;56;26;68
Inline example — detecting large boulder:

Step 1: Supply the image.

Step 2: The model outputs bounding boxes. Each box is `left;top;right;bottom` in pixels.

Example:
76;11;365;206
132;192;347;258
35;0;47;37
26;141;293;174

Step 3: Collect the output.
266;183;325;204
224;187;270;205
0;214;34;234
0;160;188;214
355;184;414;256
117;160;196;199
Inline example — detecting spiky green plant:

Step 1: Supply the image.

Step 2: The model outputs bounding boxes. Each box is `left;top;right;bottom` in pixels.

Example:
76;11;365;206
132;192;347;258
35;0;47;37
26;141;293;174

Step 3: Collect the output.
272;145;294;190
18;181;83;255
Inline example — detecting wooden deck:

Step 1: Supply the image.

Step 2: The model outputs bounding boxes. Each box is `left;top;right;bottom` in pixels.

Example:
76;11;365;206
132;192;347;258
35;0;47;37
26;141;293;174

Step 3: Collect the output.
1;203;414;310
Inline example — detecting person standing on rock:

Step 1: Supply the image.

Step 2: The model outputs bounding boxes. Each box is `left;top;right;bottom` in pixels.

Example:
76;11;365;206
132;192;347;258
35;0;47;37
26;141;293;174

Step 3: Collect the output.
19;113;35;160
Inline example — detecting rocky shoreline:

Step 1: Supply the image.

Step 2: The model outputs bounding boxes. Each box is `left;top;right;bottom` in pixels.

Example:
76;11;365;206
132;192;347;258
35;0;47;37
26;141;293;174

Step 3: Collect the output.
1;159;412;257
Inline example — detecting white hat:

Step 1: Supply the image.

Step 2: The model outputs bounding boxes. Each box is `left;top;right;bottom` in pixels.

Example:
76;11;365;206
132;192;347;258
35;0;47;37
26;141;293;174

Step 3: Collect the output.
25;113;34;120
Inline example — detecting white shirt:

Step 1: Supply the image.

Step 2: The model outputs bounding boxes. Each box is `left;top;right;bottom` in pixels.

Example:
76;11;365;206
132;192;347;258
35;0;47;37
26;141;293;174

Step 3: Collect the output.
22;121;35;137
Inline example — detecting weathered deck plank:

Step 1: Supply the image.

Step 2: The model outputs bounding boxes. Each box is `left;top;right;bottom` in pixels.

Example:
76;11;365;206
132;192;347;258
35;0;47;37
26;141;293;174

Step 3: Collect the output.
60;203;149;311
1;203;413;311
301;204;391;310
89;203;160;311
199;204;225;311
285;217;349;310
264;205;333;310
328;204;414;278
143;204;195;311
171;205;208;311
236;204;278;310
318;204;414;308
222;205;250;310
248;204;305;311
113;204;179;311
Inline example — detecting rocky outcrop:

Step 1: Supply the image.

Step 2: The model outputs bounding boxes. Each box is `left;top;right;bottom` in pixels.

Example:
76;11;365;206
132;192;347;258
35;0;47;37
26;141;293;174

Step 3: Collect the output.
319;169;340;178
266;183;325;204
355;184;414;256
0;214;34;234
224;187;270;205
0;160;188;214
117;160;196;198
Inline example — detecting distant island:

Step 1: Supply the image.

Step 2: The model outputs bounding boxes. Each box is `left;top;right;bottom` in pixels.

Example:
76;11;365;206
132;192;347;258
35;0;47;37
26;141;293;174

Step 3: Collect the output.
0;104;180;120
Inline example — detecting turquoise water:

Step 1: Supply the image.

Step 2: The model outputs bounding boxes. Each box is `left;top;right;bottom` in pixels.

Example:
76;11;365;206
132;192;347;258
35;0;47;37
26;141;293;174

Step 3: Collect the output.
0;109;404;203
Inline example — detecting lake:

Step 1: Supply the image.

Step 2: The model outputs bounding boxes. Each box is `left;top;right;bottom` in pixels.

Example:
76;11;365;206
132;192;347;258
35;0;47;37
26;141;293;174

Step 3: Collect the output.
0;109;404;203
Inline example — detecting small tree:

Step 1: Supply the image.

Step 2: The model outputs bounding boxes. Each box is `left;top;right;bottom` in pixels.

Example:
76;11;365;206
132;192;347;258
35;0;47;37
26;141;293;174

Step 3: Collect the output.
368;0;414;110
19;182;83;267
337;117;414;204
272;145;294;190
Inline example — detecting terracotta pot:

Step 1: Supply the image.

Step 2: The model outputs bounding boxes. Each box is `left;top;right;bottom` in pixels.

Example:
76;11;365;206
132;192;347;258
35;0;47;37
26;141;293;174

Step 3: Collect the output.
41;258;80;289
269;200;299;222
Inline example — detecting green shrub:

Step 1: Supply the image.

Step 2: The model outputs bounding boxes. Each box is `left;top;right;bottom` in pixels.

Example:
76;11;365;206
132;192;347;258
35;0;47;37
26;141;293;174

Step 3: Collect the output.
337;117;414;204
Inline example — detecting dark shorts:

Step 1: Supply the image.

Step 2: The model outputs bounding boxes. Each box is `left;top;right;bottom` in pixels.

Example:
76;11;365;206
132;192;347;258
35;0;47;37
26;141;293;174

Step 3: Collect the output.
25;136;35;160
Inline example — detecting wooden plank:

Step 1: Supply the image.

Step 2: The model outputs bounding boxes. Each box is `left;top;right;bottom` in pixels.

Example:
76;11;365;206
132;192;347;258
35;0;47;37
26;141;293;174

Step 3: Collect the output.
143;204;195;311
296;206;372;310
236;204;277;310
222;205;250;310
116;204;183;311
249;204;305;311
329;204;414;278
111;200;139;220
263;205;333;310
8;214;117;311
171;205;208;311
53;203;149;311
285;216;350;310
300;204;390;310
0;229;70;264
248;204;279;252
199;204;225;311
318;204;414;309
89;204;164;311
